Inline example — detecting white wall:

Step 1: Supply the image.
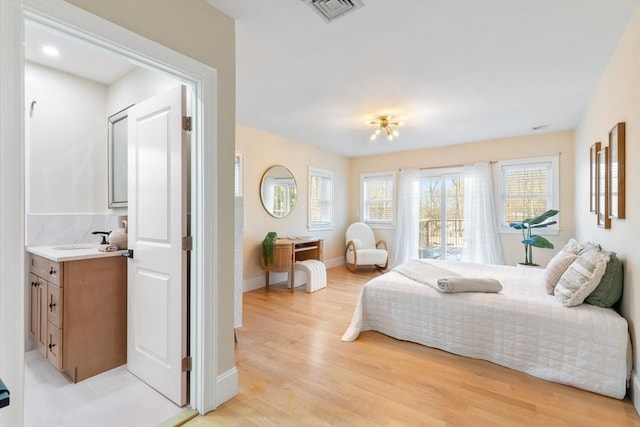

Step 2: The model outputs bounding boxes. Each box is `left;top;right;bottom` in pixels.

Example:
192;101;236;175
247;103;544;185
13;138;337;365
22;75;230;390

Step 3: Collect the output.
236;125;350;289
24;64;181;246
574;8;640;410
107;67;178;117
25;62;107;213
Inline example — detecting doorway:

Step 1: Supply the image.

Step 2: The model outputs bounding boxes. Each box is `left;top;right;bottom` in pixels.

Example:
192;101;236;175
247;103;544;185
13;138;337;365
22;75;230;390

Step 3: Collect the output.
24;21;188;423
0;1;225;425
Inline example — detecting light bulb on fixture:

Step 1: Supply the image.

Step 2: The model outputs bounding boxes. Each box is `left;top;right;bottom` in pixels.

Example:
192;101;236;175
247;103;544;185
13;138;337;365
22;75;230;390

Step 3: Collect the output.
369;115;402;142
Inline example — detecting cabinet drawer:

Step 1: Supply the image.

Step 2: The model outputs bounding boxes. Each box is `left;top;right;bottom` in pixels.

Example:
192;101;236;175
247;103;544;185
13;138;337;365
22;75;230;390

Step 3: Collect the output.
47;322;63;370
30;255;63;286
47;283;63;328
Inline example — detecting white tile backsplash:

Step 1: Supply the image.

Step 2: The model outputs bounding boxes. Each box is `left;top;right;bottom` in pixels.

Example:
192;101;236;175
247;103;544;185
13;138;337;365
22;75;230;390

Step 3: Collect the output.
27;214;119;246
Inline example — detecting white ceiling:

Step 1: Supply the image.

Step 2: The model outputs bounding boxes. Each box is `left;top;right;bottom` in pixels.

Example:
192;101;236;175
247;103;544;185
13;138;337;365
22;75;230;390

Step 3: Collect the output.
25;24;136;85
209;0;640;157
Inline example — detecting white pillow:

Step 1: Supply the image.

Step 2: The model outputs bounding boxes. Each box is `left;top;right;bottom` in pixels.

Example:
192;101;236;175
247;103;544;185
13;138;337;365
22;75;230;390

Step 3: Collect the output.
561;238;600;255
561;238;581;254
555;249;610;307
577;241;601;254
545;250;578;295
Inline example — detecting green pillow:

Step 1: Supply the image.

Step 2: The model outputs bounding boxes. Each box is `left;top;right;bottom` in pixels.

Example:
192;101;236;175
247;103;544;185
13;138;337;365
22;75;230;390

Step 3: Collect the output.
585;253;623;308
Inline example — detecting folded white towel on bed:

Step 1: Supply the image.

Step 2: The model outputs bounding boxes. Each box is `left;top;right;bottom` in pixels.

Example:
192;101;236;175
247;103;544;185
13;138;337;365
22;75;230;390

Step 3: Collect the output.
437;277;503;293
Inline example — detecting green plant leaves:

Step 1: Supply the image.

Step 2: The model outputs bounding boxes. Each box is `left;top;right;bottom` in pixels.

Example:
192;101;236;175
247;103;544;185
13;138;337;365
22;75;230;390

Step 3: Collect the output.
262;231;277;266
509;209;559;264
522;235;555;249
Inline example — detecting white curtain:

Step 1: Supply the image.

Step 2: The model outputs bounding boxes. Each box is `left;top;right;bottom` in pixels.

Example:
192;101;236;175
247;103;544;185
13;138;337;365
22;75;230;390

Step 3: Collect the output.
392;169;421;267
461;163;504;264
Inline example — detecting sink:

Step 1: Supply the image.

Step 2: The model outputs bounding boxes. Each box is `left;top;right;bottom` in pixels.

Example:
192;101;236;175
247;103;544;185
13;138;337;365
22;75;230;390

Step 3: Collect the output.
51;244;97;251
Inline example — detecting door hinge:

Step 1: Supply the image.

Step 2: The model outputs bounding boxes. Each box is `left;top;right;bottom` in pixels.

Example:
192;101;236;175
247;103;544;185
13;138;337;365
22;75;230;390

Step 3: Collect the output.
182;236;193;251
182;116;192;132
182;356;192;372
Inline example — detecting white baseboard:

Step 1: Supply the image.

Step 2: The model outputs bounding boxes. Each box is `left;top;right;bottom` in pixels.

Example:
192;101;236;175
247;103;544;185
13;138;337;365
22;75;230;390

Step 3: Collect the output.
631;370;640;415
215;367;238;407
324;256;344;268
243;275;265;293
243;258;344;293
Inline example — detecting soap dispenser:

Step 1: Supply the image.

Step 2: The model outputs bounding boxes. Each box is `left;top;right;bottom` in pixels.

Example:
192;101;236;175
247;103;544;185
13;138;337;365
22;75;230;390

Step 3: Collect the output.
109;218;128;250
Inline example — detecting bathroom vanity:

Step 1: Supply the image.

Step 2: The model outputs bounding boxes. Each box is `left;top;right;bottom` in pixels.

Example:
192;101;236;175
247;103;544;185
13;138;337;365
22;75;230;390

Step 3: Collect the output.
27;246;127;382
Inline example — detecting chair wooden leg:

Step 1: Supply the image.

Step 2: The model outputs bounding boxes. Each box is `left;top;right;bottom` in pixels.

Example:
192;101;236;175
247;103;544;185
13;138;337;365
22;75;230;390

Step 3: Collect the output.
344;246;358;272
375;258;389;271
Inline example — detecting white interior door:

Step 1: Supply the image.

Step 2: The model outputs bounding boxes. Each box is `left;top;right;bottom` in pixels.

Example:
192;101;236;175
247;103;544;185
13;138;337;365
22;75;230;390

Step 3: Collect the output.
127;85;188;406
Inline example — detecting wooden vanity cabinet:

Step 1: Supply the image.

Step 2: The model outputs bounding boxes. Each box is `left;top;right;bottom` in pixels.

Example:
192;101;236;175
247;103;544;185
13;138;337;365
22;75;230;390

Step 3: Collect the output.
28;272;48;355
29;254;127;382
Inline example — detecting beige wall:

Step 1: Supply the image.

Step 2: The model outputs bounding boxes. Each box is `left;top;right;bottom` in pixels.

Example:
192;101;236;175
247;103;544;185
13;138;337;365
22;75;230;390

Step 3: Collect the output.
575;8;640;401
237;125;350;286
66;0;237;376
349;131;576;267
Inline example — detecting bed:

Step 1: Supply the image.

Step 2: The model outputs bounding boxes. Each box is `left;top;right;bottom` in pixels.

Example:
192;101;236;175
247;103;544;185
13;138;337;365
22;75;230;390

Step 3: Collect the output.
342;259;631;399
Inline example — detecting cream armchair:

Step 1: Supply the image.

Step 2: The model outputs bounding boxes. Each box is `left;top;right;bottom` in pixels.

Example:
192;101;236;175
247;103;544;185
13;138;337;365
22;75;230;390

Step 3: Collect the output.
344;222;388;272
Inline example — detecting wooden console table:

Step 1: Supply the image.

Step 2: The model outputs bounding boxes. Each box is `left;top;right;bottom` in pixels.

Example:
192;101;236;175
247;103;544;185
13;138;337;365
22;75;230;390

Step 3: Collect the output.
261;237;324;292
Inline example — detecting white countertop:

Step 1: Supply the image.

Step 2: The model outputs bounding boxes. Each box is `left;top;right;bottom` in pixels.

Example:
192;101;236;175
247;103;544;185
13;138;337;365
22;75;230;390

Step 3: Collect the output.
27;244;127;262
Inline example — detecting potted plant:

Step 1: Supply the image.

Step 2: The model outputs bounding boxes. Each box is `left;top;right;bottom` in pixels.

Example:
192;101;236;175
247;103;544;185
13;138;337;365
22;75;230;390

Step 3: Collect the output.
261;232;278;267
509;209;559;266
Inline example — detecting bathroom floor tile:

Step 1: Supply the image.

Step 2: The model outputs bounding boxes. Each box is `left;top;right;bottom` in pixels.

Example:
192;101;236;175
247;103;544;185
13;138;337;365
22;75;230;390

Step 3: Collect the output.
25;350;182;427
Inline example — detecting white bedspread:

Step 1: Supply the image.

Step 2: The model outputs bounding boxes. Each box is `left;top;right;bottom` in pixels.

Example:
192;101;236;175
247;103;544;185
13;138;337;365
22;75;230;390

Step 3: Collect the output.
342;259;631;399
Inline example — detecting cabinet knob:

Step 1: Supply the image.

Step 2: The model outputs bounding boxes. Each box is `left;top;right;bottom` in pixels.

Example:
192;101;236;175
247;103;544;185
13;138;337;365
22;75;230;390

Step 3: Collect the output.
48;343;56;350
49;302;57;309
31;281;37;287
49;267;56;275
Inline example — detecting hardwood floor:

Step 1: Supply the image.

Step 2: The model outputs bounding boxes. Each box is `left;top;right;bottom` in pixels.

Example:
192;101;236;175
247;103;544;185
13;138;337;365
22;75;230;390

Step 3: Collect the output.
186;266;640;426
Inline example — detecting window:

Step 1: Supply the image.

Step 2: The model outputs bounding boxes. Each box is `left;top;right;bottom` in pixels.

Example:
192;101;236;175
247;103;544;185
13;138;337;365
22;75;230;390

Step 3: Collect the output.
308;167;333;230
497;155;559;232
361;172;395;227
418;170;464;260
234;152;243;197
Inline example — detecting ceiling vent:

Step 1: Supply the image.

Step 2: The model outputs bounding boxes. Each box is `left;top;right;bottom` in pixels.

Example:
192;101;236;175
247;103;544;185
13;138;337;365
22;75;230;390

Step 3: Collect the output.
301;0;364;23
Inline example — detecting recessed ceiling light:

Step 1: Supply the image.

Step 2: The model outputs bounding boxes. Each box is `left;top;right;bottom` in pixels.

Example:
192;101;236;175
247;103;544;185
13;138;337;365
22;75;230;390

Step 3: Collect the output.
41;45;59;57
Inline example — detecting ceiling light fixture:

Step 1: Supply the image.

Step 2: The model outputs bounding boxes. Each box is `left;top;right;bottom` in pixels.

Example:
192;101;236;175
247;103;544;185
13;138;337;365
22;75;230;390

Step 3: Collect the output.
369;115;402;141
41;45;59;57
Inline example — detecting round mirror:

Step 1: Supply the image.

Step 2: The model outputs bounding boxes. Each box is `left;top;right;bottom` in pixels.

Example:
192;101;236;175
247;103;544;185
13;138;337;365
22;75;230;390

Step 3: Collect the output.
260;165;298;218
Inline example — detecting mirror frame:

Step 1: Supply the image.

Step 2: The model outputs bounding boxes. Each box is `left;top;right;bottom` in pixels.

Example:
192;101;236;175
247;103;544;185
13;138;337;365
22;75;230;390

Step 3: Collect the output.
107;105;133;208
260;165;298;218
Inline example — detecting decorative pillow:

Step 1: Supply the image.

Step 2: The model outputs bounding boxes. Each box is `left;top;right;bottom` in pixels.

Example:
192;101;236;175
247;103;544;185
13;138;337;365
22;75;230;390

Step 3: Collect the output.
561;238;601;255
555;249;610;307
561;238;581;254
577;241;601;255
545;250;579;295
584;253;623;308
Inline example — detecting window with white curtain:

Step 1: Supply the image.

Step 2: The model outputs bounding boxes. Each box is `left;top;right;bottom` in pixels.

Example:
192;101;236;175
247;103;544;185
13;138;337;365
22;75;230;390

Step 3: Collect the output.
234;152;244;197
497;155;559;233
417;169;464;260
308;167;333;230
361;171;395;227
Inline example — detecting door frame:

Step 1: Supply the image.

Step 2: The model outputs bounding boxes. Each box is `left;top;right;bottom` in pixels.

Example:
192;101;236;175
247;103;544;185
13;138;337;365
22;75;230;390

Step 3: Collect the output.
0;1;223;424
